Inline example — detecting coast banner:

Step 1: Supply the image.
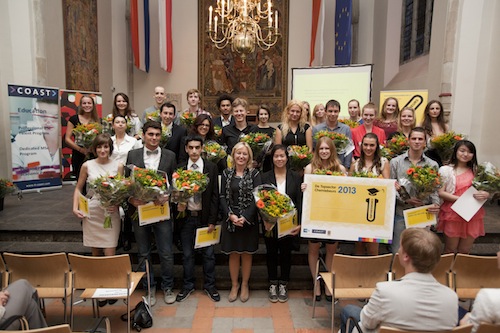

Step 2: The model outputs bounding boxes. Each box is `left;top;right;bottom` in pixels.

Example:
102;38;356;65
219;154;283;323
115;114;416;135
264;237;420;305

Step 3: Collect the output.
379;90;428;124
9;84;62;191
301;174;396;243
60;90;102;181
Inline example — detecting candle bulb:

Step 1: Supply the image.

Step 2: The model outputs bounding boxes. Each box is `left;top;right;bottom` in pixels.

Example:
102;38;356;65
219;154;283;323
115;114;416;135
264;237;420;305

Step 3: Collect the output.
209;6;213;30
214;15;218;34
243;0;247;17
258;2;261;13
275;10;278;30
222;0;225;24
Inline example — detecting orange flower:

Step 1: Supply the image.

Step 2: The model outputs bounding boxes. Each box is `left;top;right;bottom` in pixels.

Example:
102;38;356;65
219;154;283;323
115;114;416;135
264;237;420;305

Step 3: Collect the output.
407;168;415;175
172;172;179;179
257;200;265;209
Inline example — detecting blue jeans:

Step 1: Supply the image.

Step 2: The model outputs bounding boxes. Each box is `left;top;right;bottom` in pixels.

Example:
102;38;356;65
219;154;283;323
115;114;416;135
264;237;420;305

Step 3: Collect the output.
340;304;362;333
180;216;216;291
391;213;406;254
133;219;174;291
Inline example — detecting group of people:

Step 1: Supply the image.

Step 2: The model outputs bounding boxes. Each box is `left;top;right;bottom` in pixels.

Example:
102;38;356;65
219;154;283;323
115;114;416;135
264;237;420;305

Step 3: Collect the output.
64;88;493;319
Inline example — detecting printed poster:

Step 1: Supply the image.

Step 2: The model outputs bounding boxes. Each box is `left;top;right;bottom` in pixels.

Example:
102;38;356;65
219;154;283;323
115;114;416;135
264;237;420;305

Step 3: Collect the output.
301;174;396;243
380;90;428;124
9;84;62;191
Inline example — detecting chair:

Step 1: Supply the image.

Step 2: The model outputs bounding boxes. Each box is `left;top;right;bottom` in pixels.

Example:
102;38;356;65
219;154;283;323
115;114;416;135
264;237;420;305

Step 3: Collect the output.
2;252;72;322
312;253;393;332
1;319;110;332
68;254;144;333
379;324;473;333
476;323;500;333
0;254;7;289
390;253;454;287
451;254;500;299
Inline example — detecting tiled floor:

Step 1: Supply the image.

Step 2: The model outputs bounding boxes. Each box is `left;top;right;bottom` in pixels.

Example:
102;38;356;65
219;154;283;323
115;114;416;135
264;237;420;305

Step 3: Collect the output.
44;288;350;332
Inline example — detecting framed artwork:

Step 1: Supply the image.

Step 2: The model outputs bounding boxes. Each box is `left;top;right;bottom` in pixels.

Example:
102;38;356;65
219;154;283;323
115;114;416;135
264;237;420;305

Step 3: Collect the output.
198;0;289;122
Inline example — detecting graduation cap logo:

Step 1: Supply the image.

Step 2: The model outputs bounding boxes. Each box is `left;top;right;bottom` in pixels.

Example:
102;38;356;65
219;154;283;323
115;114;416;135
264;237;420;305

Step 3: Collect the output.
367;188;379;196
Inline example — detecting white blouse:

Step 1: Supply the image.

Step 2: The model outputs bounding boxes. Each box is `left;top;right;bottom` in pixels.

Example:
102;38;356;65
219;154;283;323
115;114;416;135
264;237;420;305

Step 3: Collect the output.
111;134;142;165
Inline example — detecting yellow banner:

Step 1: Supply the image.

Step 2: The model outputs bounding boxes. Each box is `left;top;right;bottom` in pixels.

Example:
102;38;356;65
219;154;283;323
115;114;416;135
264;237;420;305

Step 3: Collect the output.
380;90;428;124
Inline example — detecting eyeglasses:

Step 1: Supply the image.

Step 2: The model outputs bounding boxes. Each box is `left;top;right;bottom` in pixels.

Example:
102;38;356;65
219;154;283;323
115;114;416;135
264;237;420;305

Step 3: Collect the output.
198;124;210;128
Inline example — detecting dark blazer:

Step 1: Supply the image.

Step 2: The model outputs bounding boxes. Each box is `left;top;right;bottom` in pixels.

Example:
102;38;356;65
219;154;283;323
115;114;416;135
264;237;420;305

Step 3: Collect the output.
219;168;262;223
125;147;177;219
213;115;235;128
262;169;303;224
175;158;219;227
163;124;187;163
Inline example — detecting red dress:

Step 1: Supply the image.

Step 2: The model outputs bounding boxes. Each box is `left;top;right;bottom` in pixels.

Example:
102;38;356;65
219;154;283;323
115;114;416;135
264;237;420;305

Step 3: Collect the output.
437;169;485;238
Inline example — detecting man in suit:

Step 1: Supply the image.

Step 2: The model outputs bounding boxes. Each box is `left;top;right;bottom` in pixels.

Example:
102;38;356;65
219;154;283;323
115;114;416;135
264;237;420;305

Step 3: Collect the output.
340;228;458;333
160;102;188;163
174;135;220;302
213;94;235;128
126;121;177;306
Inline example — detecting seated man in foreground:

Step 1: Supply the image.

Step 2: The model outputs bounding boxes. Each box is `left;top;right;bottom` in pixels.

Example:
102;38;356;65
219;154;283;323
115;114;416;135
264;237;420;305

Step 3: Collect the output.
340;228;458;333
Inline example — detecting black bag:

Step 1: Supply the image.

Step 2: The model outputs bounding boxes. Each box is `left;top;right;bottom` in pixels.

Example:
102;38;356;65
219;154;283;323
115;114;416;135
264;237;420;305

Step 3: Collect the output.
121;297;153;332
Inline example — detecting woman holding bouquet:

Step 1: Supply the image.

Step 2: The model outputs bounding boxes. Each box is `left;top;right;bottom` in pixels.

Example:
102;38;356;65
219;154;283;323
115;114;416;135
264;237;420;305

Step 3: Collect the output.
72;133;123;257
65;95;100;184
437;140;489;254
262;145;302;303
349;133;390;255
220;142;262;303
388;106;416;140
111;93;142;139
190;114;217;142
302;137;346;301
421;100;449;166
275;100;313;152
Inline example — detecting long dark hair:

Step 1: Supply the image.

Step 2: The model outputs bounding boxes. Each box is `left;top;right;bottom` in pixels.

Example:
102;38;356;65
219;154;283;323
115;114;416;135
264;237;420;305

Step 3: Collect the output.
112;93;134;118
450;140;478;174
190;114;215;141
422;100;447;136
358;133;382;174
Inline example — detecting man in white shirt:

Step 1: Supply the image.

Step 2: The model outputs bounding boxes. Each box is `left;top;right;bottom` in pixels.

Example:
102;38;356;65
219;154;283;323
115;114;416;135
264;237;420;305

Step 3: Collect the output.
142;86;166;123
340;228;458;333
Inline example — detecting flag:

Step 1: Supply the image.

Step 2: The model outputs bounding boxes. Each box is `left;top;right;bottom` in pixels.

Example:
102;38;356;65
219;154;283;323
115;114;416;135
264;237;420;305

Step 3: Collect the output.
159;0;173;72
335;0;352;65
130;0;150;72
310;0;325;67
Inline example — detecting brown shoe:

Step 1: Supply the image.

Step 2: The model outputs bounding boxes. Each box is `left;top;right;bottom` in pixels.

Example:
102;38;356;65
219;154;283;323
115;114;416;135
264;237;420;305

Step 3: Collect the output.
240;284;249;302
228;284;239;302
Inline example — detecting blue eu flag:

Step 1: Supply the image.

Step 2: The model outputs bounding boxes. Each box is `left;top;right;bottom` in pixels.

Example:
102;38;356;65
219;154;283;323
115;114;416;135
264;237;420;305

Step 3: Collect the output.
335;0;352;65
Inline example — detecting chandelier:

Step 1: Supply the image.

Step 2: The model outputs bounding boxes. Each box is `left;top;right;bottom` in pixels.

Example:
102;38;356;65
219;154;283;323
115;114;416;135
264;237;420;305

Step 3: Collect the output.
207;0;280;62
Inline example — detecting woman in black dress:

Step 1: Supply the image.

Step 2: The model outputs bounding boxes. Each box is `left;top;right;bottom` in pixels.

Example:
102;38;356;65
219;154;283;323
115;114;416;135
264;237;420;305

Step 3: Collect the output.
274;100;313;152
220;142;262;303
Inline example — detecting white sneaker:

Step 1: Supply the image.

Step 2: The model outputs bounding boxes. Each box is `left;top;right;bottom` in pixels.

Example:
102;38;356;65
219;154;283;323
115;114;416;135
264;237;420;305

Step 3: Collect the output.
145;286;156;307
164;289;176;304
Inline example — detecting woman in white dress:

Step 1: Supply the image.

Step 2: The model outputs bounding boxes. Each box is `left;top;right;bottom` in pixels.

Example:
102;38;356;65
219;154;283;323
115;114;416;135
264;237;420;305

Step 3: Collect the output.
72;133;124;256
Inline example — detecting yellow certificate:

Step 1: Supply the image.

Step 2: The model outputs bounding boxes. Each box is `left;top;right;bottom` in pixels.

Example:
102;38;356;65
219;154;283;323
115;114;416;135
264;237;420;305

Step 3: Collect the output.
79;193;89;217
403;204;437;229
277;210;297;239
194;225;221;249
138;202;171;226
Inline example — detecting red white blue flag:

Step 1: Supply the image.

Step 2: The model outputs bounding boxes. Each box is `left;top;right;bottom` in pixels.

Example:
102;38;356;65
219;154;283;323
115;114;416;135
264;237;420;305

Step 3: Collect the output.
130;0;150;72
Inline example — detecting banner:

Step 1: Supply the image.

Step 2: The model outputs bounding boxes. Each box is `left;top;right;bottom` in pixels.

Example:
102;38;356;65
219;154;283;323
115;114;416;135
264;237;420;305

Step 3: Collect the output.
301;174;396;243
380;90;428;125
9;84;62;191
60;90;103;181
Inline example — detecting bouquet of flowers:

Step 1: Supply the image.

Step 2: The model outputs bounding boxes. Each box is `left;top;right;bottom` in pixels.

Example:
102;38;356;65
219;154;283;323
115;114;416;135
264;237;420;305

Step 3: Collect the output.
253;184;296;236
430;131;466;164
239;132;272;161
73;123;102;148
313;130;351;154
180;111;196;128
145;110;160;122
89;174;132;228
101;114;115;135
406;164;441;200
351;171;383;178
339;118;360;129
0;178;20;198
202;141;227;164
473;162;500;195
385;134;409;159
160;128;172;147
129;166;169;220
313;169;345;176
287;145;312;171
380;146;393;160
214;125;223;138
171;168;209;218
